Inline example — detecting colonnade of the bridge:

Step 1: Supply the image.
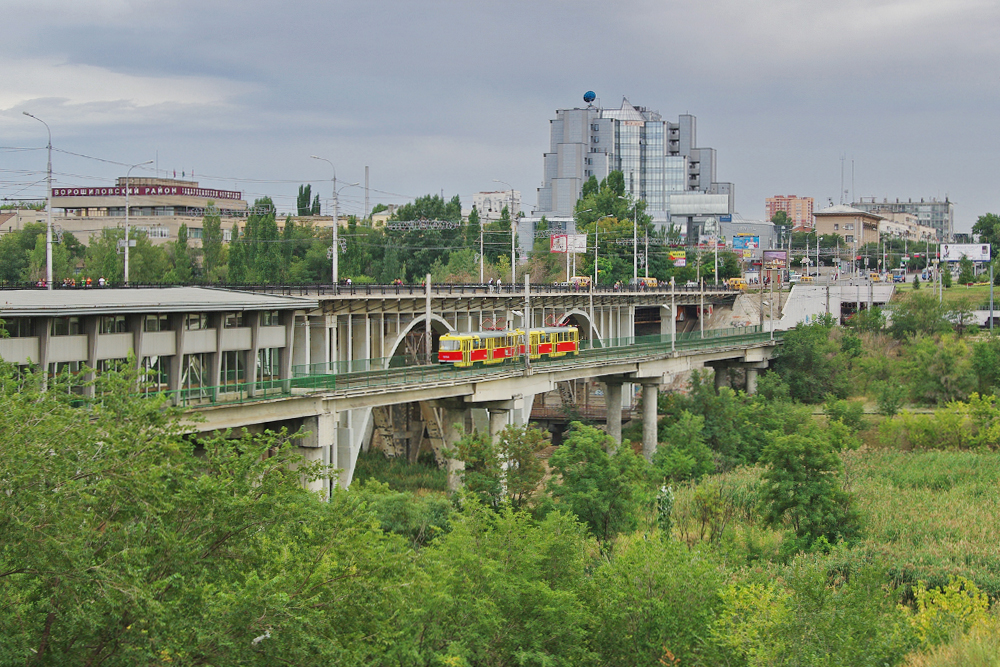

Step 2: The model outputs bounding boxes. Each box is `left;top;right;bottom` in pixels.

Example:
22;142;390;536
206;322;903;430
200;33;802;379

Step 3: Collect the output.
183;285;756;496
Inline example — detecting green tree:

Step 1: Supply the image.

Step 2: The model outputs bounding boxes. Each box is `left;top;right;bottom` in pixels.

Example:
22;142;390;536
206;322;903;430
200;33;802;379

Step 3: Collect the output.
771;210;794;247
890;291;953;340
759;432;857;547
651;410;715;482
83;227;169;285
163;223;193;284
418;504;595;666
771;317;852;403
972;212;1000;250
972;335;1000;395
958;256;977;284
296;183;315;216
228;197;281;283
450;425;549;510
902;333;975;405
25;232;73;284
0;364;420;665
545;422;651;543
587;537;724;666
0;222;52;283
200;201;225;282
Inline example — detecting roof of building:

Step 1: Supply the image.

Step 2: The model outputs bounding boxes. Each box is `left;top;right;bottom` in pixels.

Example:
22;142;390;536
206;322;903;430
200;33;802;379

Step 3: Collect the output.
814;204;885;219
0;287;318;317
602;98;646;122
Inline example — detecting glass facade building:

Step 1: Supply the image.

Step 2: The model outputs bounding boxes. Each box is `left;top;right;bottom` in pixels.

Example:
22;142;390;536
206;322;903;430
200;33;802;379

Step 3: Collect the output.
534;97;733;231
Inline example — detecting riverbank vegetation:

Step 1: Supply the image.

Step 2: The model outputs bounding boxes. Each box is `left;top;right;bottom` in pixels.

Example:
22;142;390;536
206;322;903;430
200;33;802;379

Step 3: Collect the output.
5;300;1000;664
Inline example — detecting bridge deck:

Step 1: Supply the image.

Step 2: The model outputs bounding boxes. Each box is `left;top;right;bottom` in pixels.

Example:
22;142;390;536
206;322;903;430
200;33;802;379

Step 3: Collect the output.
160;326;780;409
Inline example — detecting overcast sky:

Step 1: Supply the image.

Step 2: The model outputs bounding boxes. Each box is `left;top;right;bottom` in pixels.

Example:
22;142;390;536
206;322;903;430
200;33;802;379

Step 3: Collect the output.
3;0;999;232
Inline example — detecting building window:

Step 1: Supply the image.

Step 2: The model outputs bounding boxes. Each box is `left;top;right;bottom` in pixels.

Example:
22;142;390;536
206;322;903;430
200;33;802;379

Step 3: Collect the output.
2;318;35;337
845;223;854;230
257;348;281;383
833;224;839;230
261;311;279;327
181;353;208;393
846;235;854;243
51;317;81;336
141;355;169;393
185;313;209;331
221;350;245;389
99;315;127;334
144;314;170;332
224;312;244;329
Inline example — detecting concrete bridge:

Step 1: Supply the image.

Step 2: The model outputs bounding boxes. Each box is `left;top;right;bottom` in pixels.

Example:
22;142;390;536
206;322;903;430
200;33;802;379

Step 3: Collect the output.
0;283;775;496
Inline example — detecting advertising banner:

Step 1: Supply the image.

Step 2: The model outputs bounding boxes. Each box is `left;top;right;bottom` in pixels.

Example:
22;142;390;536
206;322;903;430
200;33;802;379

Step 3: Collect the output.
763;250;788;268
733;235;760;250
941;244;991;262
550;235;567;253
668;250;686;267
567;234;588;253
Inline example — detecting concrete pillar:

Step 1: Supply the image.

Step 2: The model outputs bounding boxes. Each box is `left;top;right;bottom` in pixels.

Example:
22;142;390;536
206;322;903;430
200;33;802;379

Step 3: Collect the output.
714;365;727;392
298;411;337;499
292;312;310;371
489;408;509;439
746;367;759;395
83;315;99;398
471;408;489;435
309;315;328;371
604;380;623;447
642;382;659;461
442;407;468;492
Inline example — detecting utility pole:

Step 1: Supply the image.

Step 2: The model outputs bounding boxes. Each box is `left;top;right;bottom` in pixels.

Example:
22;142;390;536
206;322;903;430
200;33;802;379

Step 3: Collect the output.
124;159;153;285
311;155;357;288
22;112;53;290
493;179;516;286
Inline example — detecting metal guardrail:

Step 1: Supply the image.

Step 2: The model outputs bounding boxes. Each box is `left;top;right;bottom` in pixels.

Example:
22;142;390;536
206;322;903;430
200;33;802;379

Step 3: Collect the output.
153;326;780;409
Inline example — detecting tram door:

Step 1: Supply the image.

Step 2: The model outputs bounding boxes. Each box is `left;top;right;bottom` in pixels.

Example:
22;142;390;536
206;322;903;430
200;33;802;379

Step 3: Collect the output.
460;338;474;367
529;331;543;359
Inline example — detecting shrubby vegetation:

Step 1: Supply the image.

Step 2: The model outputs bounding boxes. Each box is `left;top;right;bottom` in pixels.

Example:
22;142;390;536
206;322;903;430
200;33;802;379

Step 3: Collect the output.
8;303;1000;663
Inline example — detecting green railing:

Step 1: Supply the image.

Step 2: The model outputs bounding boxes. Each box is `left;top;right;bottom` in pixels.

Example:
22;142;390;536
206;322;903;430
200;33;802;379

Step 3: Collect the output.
158;327;781;408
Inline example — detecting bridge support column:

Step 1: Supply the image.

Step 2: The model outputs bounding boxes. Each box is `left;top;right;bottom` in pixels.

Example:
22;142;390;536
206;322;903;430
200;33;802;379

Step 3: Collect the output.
442;407;468;493
641;382;659;461
604;380;623;448
489;408;509;439
299;410;337;499
746;367;759;395
715;365;728;392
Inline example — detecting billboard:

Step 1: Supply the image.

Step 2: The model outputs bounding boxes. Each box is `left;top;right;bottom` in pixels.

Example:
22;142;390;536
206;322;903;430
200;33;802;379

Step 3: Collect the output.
668;249;686;267
763;250;788;268
941;244;991;262
550;234;587;254
733;235;760;250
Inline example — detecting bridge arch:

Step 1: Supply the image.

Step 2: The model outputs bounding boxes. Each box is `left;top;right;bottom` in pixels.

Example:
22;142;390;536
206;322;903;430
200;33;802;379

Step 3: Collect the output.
558;309;602;347
386;313;455;361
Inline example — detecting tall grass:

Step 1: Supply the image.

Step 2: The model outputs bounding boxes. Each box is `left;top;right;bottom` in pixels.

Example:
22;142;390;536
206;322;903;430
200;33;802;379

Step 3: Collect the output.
845;449;1000;597
352;449;449;493
903;625;1000;667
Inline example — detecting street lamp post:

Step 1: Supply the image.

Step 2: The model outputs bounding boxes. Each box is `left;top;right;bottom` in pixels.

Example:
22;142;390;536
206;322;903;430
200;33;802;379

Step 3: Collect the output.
493;179;516;286
124;160;154;285
22;112;53;290
618;195;638;284
311;156;358;287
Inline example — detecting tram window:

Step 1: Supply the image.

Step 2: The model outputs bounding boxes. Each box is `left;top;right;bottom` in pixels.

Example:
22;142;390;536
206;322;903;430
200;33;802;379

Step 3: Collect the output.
440;339;460;351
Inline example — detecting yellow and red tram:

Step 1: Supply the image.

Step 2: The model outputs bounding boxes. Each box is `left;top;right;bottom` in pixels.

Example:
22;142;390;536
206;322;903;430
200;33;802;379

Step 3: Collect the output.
438;326;579;368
